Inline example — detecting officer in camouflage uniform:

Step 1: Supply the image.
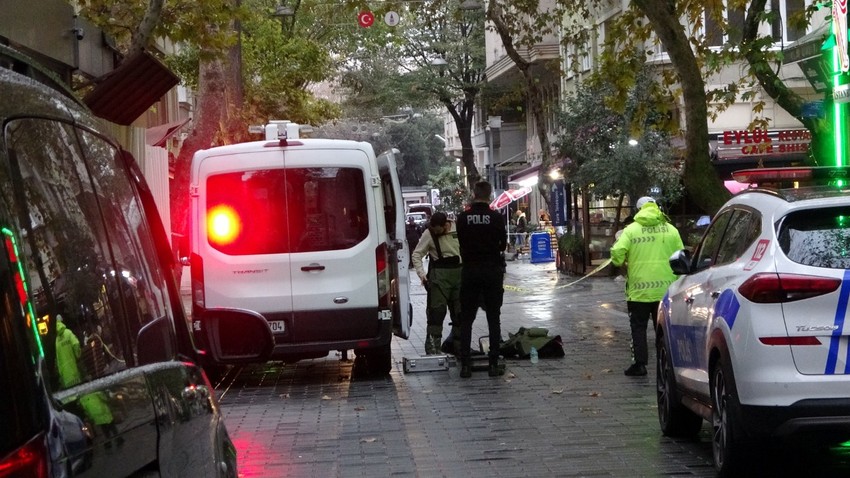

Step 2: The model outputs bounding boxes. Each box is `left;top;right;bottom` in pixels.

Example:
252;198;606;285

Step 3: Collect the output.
412;212;462;355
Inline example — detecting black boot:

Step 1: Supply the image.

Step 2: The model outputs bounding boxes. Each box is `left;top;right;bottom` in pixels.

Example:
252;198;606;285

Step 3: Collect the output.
460;359;472;378
488;356;504;377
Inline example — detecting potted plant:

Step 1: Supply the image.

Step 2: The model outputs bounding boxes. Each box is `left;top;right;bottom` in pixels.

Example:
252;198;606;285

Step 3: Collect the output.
557;233;585;275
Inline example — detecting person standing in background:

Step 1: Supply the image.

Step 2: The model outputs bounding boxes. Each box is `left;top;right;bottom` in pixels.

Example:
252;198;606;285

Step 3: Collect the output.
456;181;507;378
610;196;683;377
405;216;422;268
514;209;527;254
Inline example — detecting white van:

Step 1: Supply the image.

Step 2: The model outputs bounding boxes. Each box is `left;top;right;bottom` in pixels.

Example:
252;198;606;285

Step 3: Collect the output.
188;122;411;375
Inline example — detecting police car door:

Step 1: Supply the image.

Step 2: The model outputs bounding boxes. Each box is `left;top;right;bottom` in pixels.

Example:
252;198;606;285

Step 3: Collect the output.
377;149;411;339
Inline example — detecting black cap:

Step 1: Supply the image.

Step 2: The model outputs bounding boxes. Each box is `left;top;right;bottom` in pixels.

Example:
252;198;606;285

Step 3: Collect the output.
430;212;448;228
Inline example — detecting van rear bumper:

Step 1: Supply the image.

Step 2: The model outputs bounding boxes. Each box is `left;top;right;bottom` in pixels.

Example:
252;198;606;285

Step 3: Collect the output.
195;306;393;363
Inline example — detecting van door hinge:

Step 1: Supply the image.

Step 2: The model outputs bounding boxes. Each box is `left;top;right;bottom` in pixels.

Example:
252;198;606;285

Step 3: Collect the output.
189;185;199;197
371;176;381;188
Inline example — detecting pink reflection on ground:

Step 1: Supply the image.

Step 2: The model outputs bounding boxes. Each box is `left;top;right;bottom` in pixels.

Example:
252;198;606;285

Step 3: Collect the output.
232;433;292;478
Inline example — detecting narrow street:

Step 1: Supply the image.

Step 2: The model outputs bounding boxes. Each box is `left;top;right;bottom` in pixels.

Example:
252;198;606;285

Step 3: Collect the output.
207;260;850;477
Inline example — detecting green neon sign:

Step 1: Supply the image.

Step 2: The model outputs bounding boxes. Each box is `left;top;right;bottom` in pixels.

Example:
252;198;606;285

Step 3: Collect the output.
2;227;44;358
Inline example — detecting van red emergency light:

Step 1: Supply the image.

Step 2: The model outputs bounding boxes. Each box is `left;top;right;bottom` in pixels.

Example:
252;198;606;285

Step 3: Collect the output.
207;204;242;246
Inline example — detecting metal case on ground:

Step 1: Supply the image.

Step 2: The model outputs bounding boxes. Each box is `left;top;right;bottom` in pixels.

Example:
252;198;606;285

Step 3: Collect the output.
403;355;452;373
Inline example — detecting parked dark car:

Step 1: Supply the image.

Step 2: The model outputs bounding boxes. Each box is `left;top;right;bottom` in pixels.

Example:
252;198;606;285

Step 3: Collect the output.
0;45;273;477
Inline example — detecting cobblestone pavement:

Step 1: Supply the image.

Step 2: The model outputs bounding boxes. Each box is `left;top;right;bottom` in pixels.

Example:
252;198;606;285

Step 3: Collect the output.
200;259;850;478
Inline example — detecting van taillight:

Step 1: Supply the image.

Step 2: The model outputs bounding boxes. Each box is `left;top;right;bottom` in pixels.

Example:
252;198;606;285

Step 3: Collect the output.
207;204;241;246
190;252;205;309
376;243;390;308
738;273;841;303
0;434;48;478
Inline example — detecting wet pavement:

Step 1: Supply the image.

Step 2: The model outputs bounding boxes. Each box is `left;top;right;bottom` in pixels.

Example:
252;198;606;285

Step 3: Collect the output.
192;258;850;477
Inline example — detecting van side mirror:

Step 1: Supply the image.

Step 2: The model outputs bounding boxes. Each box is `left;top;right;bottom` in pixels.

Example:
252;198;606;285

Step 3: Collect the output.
669;249;692;275
198;308;274;363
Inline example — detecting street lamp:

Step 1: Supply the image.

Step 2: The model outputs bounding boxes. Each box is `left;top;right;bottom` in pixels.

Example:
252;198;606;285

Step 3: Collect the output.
459;0;483;10
487;116;501;188
430;57;448;68
272;3;295;35
273;4;294;16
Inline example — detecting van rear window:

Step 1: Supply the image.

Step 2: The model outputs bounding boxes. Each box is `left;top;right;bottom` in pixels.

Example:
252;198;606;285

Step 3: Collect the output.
206;167;369;255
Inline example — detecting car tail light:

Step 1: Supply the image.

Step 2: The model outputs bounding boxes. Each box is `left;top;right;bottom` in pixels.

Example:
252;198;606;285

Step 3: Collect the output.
376;243;390;308
738;273;841;303
0;434;48;478
207;204;242;247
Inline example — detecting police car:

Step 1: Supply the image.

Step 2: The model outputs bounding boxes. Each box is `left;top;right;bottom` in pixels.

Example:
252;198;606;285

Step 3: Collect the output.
656;167;850;475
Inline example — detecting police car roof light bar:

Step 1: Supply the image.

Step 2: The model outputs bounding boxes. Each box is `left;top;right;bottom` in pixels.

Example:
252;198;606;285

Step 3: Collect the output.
732;166;850;185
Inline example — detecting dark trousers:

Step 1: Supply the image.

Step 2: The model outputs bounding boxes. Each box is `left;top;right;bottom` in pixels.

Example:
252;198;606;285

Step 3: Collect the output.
459;264;504;360
627;300;659;366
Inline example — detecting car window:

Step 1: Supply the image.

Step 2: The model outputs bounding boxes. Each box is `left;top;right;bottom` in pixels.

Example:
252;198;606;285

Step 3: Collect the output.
778;206;850;269
1;118;176;395
692;209;733;271
77;129;177;364
715;209;761;266
206;167;368;255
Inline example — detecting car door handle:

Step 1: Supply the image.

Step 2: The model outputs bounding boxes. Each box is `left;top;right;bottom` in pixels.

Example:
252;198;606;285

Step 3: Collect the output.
684;296;694;304
301;264;325;272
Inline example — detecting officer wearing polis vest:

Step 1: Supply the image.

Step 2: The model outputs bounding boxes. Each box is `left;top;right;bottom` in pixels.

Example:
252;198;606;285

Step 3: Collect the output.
456;181;507;378
610;196;683;377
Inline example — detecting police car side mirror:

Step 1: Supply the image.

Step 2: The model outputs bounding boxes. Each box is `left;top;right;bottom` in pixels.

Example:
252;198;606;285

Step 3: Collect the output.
669;249;692;275
199;308;274;363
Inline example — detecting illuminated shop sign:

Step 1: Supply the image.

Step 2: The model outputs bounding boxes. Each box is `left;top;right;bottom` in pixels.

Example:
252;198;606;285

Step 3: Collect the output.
714;128;811;159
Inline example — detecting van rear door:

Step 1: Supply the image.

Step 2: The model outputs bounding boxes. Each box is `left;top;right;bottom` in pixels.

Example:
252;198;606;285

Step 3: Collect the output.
377;149;411;339
195;150;294;326
283;148;383;341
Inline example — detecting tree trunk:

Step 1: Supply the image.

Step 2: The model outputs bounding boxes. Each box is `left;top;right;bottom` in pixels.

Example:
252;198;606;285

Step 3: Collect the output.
633;0;730;215
444;98;480;185
126;0;165;60
171;12;246;241
742;0;829;165
487;0;553;207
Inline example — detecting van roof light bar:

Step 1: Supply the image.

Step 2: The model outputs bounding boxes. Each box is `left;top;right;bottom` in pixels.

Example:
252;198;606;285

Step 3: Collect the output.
247;120;303;142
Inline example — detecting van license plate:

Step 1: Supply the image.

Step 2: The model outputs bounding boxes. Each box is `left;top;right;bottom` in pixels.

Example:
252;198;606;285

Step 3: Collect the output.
268;321;286;333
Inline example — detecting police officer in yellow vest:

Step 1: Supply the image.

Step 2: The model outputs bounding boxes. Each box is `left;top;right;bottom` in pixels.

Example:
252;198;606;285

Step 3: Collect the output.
56;315;119;444
610;197;683;377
